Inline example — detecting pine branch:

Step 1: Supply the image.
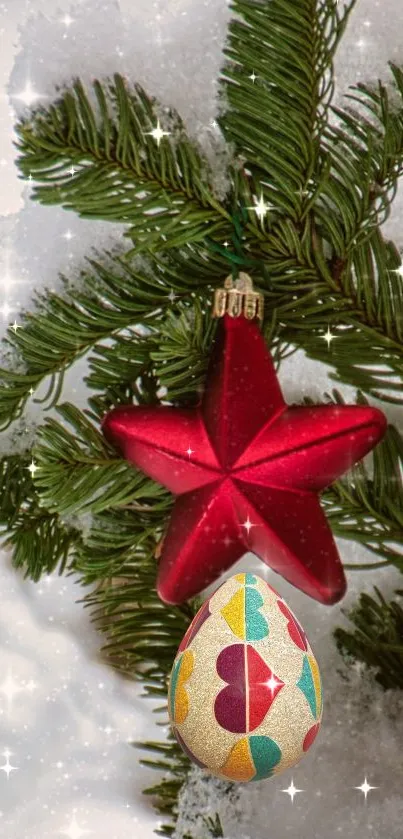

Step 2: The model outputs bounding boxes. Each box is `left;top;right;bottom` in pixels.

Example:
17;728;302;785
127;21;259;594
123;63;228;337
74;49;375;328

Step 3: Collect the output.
5;2;403;835
14;75;232;252
32;402;170;517
316;391;403;571
334;587;403;689
132;736;192;838
149;301;218;403
0;451;80;580
0;251;173;429
255;227;403;403
218;0;356;214
75;506;172;587
317;63;403;254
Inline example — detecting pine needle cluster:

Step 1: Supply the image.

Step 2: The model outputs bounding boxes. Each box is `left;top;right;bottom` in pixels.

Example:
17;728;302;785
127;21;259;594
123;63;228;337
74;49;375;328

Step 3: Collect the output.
1;0;403;834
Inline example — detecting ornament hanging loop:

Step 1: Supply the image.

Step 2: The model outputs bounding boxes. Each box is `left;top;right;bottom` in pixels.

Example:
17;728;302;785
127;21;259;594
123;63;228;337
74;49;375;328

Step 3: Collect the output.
212;272;264;322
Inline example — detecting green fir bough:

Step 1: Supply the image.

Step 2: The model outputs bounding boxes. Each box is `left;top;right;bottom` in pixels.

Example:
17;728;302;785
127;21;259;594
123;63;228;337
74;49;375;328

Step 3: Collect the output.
0;0;402;834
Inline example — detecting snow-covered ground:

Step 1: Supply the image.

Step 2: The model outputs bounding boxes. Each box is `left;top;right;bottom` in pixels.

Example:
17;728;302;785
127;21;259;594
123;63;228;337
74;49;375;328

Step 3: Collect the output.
0;1;403;837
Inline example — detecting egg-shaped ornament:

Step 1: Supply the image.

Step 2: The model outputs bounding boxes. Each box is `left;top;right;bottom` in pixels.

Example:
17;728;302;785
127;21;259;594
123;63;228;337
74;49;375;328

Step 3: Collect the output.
168;573;322;783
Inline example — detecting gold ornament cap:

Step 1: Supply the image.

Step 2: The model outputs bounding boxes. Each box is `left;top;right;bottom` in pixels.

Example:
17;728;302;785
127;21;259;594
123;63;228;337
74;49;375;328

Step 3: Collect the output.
212;272;264;322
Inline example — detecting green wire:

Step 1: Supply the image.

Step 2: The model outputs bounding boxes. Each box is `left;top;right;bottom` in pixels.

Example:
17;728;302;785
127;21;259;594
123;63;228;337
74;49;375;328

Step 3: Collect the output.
205;201;263;277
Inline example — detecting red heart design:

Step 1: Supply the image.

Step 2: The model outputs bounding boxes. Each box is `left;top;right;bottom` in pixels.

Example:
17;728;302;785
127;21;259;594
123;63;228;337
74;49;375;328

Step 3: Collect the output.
303;722;320;752
214;643;284;733
277;599;308;651
178;599;210;652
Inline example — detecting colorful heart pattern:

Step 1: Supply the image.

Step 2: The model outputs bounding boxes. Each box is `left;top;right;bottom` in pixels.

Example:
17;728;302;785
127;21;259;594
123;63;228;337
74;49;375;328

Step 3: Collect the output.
168;573;323;783
277;599;308;651
297;653;322;719
221;583;269;641
169;649;194;724
215;643;284;733
221;735;282;782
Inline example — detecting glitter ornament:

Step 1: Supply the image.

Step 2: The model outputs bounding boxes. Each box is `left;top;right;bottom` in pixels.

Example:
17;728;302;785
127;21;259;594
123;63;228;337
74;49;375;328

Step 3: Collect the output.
168;572;322;782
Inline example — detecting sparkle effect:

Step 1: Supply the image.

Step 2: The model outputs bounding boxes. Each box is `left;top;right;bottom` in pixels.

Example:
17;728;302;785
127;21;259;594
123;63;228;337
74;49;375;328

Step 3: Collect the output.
241;517;255;534
247;193;274;222
321;326;337;348
13;80;46;107
0;669;25;708
282;779;304;803
60;815;92;839
0;749;18;780
391;261;403;279
354;777;378;799
0;301;14;318
27;459;39;477
144;119;171;147
266;674;283;694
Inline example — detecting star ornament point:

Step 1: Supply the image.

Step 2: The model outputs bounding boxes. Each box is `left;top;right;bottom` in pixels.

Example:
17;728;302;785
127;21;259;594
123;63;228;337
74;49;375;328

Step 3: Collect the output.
102;314;387;605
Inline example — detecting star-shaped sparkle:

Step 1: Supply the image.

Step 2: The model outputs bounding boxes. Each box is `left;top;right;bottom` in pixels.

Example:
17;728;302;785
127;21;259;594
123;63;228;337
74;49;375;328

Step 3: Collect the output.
13;81;46;107
282;779;303;803
321;326;338;348
241;516;255;533
27;459;39;477
144;119;171;147
266;675;283;694
354;777;378;799
0;749;18;779
0;302;14;318
0;670;25;707
391;261;403;279
60;815;92;839
247;193;274;222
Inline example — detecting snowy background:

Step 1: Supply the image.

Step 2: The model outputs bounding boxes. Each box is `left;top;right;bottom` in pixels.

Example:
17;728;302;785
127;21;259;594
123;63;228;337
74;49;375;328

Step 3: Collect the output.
0;1;403;837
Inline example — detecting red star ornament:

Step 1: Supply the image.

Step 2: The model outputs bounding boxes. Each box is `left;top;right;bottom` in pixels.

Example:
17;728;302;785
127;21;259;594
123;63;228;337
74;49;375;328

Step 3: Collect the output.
102;314;387;606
